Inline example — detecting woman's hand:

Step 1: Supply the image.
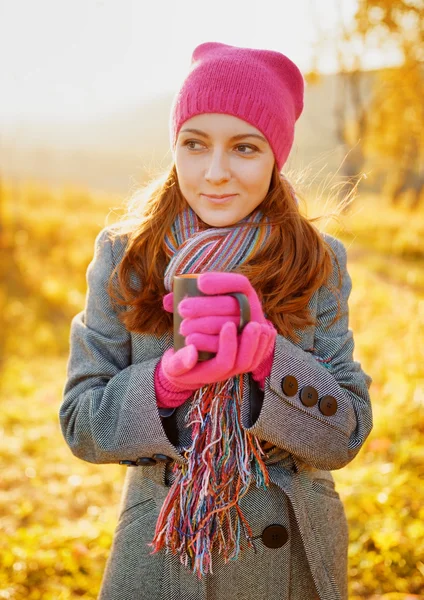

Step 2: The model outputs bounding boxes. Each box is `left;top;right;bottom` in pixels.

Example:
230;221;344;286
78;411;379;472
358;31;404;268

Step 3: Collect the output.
163;272;277;387
160;320;266;390
163;272;266;326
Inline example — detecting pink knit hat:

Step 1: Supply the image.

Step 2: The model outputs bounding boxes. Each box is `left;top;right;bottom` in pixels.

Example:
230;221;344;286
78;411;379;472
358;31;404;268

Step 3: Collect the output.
170;42;304;171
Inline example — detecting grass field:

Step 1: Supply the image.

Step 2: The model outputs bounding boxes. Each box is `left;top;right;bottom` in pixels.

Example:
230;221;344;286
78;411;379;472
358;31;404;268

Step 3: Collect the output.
1;179;423;599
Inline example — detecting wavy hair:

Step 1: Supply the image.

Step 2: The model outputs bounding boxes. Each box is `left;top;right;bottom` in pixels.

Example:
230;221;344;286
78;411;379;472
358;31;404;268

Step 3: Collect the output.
107;162;343;343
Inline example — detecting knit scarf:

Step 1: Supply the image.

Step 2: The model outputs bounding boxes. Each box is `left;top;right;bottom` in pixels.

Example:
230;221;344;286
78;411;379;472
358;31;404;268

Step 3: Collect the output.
150;206;273;577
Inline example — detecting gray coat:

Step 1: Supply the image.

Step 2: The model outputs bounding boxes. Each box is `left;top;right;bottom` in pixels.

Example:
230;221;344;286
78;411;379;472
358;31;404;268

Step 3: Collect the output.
60;227;372;600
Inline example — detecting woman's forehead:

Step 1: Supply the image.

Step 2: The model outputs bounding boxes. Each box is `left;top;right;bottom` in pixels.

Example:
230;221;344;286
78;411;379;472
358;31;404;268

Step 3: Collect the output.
178;113;268;143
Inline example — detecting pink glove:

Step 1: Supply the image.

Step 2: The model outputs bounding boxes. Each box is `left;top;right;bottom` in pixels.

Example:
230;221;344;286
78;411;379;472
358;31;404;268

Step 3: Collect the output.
154;362;193;409
159;320;268;391
155;286;273;407
164;273;277;388
163;272;265;324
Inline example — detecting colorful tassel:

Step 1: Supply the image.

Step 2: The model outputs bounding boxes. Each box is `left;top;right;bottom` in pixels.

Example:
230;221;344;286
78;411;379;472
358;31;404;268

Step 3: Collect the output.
150;376;269;577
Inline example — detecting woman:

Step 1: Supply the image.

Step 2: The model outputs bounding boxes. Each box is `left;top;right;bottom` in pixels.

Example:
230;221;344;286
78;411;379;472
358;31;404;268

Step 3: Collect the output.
60;42;373;600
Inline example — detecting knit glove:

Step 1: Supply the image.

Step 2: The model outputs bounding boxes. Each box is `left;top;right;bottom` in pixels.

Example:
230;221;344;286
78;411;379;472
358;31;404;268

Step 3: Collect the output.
155;291;272;407
154;362;193;409
164;272;277;389
163;318;271;389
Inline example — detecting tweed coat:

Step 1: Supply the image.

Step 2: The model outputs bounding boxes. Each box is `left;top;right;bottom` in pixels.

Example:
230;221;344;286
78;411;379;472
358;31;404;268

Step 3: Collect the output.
60;226;373;600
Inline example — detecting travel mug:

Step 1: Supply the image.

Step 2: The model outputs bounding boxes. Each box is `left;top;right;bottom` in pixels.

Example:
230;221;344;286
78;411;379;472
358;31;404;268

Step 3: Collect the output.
173;274;251;361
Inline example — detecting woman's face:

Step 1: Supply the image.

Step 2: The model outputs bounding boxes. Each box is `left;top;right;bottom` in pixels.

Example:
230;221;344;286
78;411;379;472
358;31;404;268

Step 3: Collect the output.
175;113;275;227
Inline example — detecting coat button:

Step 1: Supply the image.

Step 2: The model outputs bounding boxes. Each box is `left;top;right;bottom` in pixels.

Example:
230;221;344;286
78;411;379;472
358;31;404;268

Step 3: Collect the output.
135;457;157;466
158;407;176;418
152;454;172;463
318;395;338;416
261;524;289;549
281;375;298;396
119;460;136;466
299;385;318;407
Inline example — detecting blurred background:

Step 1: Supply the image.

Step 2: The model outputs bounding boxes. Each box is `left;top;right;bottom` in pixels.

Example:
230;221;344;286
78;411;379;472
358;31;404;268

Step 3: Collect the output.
0;0;423;598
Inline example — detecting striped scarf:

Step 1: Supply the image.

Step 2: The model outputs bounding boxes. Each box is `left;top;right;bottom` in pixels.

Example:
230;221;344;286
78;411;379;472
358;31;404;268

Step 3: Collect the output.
150;206;272;577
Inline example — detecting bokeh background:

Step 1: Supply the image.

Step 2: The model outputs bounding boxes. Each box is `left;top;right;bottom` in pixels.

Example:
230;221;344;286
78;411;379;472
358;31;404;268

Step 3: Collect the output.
1;0;423;598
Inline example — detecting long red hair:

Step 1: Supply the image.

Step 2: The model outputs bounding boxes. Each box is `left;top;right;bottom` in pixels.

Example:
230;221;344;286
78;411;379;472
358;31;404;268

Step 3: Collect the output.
108;163;342;343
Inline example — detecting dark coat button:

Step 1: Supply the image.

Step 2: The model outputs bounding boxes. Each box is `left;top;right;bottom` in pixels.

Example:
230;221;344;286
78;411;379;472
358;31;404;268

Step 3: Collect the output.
152;454;172;464
318;395;338;416
299;385;318;407
158;407;176;418
262;524;289;549
135;457;157;466
119;460;136;466
281;375;298;396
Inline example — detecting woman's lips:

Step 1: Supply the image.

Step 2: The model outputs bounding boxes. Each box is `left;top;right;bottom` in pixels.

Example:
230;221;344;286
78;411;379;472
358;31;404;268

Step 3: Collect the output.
201;194;237;204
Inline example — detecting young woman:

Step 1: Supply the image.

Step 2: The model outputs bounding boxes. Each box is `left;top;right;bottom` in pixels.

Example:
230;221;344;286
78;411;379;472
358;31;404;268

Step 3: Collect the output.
60;42;373;600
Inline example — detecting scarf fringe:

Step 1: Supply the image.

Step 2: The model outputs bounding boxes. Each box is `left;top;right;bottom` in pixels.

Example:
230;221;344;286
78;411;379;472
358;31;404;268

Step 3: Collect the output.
150;377;270;577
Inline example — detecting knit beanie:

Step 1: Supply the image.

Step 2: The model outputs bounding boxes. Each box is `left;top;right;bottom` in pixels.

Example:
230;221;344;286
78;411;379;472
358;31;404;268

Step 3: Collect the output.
169;42;305;171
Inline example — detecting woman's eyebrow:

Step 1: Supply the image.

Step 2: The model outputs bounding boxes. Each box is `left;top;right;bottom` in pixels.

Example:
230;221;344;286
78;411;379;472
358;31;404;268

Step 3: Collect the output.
180;128;267;143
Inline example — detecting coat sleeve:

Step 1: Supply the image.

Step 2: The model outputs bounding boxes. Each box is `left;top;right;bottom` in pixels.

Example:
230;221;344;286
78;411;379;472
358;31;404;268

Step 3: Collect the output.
59;228;185;465
241;235;373;471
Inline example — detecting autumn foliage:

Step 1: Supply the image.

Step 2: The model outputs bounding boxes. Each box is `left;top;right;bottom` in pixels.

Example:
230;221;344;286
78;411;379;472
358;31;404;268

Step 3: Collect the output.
0;180;423;599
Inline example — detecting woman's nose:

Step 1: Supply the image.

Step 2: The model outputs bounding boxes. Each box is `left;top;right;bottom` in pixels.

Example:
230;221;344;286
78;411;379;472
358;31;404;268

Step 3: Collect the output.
204;151;231;183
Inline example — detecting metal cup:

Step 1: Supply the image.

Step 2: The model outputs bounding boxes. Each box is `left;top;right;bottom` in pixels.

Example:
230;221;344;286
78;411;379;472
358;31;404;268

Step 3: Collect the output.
173;274;251;361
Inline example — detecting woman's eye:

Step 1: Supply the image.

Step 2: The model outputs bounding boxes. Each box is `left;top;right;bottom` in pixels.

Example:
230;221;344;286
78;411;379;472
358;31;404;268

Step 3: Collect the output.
235;144;257;154
183;140;204;150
